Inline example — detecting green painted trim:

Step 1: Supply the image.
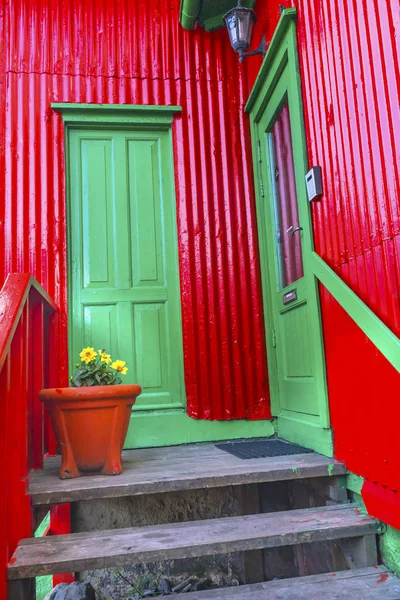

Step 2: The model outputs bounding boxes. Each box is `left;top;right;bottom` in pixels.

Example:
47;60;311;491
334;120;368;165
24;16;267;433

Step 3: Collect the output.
245;9;297;114
201;0;256;32
125;411;275;448
202;14;228;32
179;0;201;30
249;116;279;417
180;0;255;31
52;103;182;126
312;252;400;373
277;415;333;457
347;473;364;495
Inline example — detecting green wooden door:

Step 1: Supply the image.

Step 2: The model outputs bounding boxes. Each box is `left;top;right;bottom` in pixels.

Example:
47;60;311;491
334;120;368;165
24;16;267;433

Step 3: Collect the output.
249;21;332;455
68;126;186;447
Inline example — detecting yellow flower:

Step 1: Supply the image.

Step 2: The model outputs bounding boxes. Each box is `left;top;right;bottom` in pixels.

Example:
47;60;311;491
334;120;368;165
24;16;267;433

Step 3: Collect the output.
111;360;128;375
79;347;98;364
99;350;112;365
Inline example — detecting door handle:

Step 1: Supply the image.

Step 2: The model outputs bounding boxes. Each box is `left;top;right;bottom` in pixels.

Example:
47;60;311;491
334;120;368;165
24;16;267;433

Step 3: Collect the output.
291;226;303;237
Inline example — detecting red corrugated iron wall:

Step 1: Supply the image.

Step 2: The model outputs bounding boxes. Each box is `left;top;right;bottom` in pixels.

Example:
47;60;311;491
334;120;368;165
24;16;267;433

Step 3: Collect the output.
296;0;400;494
250;0;400;491
0;0;270;420
298;0;400;333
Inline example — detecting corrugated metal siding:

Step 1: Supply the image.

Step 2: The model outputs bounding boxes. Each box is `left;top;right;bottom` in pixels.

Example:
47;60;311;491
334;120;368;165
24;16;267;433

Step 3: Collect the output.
0;0;270;420
294;0;400;493
249;0;400;491
296;0;400;335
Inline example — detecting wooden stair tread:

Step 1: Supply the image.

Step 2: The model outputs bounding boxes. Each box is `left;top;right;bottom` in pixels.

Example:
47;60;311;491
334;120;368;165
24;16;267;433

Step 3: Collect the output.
182;567;400;599
29;443;347;506
8;503;378;580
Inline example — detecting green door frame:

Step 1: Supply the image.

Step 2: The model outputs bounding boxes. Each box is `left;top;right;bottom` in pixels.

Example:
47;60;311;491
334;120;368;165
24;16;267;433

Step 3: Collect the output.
245;10;333;456
52;102;275;447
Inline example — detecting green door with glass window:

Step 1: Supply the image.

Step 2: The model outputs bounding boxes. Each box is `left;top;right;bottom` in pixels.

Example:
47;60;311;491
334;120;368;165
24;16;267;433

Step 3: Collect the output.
67;125;186;447
247;12;332;455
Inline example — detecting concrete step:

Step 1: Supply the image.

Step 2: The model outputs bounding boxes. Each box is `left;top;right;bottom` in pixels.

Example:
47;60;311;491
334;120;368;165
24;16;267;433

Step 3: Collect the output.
29;443;347;506
182;567;400;599
8;503;379;580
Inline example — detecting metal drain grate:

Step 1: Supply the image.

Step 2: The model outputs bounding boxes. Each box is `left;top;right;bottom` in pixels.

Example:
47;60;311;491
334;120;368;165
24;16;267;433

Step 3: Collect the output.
216;439;314;459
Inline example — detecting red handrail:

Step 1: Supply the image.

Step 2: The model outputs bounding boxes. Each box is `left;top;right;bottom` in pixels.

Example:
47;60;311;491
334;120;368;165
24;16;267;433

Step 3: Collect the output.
0;274;59;599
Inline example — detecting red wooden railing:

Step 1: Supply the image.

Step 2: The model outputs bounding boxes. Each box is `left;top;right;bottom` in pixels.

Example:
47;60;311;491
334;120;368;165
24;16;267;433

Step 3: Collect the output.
0;274;59;598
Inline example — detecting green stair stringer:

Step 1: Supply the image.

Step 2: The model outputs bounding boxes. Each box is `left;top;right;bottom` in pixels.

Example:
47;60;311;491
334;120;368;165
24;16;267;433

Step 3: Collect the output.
347;473;400;577
311;252;400;373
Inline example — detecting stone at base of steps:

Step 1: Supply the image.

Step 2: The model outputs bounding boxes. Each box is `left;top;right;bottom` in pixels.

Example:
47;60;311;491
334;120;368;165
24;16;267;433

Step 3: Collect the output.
182;567;400;600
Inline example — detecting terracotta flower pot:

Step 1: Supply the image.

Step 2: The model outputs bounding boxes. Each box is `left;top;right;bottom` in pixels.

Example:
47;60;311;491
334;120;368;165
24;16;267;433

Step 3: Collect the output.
39;384;142;479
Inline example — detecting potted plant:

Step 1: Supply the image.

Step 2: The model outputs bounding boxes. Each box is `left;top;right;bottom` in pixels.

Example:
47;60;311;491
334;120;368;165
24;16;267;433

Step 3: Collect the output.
40;348;142;479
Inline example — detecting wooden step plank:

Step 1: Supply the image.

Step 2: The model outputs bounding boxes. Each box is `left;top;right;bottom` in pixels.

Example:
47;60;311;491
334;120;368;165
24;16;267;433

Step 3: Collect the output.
8;503;378;580
29;444;346;506
182;567;400;599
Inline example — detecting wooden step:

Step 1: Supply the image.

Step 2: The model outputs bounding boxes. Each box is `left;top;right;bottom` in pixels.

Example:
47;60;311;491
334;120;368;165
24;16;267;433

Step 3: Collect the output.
29;443;347;506
182;567;400;599
8;503;378;580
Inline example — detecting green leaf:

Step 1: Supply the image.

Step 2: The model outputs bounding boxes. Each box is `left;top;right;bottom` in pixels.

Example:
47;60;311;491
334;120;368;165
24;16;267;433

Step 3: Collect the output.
74;368;87;378
76;371;89;380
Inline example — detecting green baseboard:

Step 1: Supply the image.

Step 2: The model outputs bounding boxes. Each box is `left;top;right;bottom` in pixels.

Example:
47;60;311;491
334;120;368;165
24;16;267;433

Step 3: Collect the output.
277;415;334;457
124;410;275;449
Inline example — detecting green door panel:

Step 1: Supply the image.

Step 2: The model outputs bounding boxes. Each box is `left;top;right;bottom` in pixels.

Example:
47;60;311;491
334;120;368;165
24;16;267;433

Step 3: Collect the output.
68;127;186;445
247;14;332;455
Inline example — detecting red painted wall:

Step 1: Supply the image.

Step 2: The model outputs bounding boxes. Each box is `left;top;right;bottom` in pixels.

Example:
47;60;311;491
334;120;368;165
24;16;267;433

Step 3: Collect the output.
250;0;400;496
0;0;270;421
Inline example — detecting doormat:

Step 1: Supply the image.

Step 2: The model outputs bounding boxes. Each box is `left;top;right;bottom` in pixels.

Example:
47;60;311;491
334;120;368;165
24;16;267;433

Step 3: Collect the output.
215;439;314;459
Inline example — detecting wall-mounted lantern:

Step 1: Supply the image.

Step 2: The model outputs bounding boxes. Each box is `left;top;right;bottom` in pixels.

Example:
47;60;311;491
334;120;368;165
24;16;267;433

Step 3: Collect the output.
223;1;266;62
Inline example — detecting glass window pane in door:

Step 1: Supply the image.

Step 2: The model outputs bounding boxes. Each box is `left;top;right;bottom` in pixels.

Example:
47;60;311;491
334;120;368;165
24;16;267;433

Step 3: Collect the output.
268;103;304;289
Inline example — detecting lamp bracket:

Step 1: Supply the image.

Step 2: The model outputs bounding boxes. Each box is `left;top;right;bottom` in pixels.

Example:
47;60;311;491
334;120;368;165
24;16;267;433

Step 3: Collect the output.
239;35;267;62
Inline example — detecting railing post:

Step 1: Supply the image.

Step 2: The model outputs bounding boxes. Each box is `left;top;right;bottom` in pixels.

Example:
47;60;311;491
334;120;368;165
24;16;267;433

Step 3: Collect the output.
0;274;59;595
30;298;46;470
0;359;10;600
44;309;58;456
7;315;32;571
